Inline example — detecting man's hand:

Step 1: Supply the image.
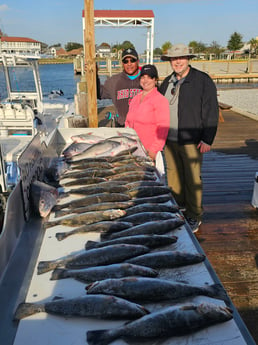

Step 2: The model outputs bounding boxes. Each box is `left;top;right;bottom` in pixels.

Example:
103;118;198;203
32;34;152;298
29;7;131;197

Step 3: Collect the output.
197;141;211;153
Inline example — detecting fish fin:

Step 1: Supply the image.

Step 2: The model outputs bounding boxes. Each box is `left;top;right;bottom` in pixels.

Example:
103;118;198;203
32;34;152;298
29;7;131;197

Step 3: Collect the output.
43;221;58;229
55;232;67;241
209;283;230;302
13;302;44;320
87;329;115;345
85;240;97;250
37;260;56;275
50;268;67;280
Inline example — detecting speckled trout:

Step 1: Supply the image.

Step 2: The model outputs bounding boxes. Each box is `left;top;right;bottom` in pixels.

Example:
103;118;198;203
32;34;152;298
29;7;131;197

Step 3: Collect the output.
37;244;150;274
50;263;158;283
14;294;149;320
44;209;126;228
86;277;229;302
86;302;233;345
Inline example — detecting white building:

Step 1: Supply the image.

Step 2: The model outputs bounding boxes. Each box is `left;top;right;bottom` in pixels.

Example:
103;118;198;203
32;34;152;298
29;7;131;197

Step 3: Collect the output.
0;36;41;55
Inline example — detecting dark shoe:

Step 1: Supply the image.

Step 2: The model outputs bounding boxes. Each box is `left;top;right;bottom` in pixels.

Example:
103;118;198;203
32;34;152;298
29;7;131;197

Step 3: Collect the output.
186;217;202;233
178;205;186;212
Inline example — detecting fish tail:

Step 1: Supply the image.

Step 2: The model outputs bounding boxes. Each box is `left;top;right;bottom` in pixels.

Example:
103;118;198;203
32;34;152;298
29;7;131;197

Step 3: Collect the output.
55;210;67;218
87;329;116;345
55;232;67;241
52;204;65;211
37;260;57;274
208;283;229;302
14;302;44;320
43;221;58;229
50;268;67;280
85;240;98;250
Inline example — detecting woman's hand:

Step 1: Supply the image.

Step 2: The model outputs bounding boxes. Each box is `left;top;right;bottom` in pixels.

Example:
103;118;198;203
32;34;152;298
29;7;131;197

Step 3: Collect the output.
147;149;156;161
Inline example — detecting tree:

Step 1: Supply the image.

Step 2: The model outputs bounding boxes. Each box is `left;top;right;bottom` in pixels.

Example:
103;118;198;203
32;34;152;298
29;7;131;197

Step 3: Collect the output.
161;41;172;54
153;47;162;56
227;32;243;51
249;37;258;57
112;41;135;53
49;43;62;50
65;42;83;51
189;41;207;54
206;41;224;58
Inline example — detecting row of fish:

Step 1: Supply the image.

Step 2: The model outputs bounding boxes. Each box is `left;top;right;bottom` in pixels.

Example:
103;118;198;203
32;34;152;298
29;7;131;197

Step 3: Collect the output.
16;131;233;345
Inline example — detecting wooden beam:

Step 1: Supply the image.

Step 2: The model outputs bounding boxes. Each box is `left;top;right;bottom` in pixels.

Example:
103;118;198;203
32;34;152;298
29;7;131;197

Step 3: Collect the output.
84;0;98;127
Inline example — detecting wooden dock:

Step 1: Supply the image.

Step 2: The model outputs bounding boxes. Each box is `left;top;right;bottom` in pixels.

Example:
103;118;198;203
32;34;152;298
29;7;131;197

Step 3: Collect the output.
198;108;258;343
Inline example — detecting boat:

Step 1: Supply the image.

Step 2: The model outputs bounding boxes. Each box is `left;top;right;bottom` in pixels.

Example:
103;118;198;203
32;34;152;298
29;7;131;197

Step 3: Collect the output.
0;53;78;236
0;53;76;190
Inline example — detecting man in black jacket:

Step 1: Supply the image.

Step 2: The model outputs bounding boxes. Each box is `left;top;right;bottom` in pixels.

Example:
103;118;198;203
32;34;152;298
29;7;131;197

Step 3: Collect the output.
159;43;219;233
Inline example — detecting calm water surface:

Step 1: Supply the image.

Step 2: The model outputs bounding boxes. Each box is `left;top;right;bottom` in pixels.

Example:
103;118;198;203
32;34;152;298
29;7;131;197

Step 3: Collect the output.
0;63;80;101
1;62;257;102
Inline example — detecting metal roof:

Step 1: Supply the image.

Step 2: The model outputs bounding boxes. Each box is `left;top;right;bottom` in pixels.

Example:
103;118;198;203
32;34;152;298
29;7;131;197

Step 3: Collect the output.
82;9;154;18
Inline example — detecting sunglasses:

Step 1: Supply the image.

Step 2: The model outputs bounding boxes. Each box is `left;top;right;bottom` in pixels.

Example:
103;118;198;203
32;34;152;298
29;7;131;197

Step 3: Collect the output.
122;58;137;64
171;87;176;95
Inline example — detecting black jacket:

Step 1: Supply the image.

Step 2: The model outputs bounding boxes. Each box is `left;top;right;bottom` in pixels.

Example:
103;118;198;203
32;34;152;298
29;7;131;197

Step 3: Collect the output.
159;67;219;145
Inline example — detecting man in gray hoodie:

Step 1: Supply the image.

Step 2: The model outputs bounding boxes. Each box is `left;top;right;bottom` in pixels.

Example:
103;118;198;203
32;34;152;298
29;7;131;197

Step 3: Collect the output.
98;48;142;127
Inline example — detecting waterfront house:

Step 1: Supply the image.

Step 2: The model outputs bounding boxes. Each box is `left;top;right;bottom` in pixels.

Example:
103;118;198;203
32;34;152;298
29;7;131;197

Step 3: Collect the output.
0;36;41;55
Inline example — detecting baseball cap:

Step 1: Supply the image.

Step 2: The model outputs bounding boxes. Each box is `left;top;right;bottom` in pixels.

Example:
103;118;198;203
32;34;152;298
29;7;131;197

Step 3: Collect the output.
122;48;139;61
161;43;196;61
140;64;158;79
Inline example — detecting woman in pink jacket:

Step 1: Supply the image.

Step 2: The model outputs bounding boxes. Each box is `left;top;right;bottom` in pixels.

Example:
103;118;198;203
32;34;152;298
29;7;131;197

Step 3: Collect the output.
125;64;170;161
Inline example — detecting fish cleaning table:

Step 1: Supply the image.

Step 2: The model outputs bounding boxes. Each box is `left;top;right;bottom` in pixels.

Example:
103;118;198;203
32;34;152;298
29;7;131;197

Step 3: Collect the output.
0;128;255;345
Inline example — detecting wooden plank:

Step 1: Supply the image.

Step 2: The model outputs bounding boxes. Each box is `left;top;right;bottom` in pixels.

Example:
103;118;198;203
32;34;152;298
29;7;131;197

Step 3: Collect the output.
84;0;98;127
198;108;258;343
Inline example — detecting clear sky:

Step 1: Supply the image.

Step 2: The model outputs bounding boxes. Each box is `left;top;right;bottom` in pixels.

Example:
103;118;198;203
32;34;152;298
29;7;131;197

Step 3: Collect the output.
1;0;257;53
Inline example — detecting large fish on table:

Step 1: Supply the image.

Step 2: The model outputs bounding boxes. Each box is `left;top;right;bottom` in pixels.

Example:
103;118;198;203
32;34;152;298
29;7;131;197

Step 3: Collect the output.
50;262;158;283
54;200;134;218
59;176;107;187
61;142;92;158
86;277;229;302
123;203;179;216
85;234;178;250
66;140;120;162
118;211;176;225
60;184;128;199
106;135;138;148
37;244;150;274
103;217;184;240
59;168;116;180
107;171;157;182
70;132;105;144
128;185;172;198
86;302;233;345
44;209;126;228
14;294;149;321
55;221;133;241
54;192;131;211
130;194;173;205
125;250;206;269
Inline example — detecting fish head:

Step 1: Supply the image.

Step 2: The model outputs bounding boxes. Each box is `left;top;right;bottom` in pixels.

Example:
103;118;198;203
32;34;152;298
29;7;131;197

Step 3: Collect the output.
197;302;233;321
38;190;58;217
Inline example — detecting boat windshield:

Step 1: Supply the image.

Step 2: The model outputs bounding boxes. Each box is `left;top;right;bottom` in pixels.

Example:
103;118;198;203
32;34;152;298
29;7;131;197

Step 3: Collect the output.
7;66;36;93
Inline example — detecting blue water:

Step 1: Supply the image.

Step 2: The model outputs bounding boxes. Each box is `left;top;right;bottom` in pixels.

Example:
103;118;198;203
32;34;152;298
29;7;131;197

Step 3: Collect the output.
0;63;80;101
1;62;258;103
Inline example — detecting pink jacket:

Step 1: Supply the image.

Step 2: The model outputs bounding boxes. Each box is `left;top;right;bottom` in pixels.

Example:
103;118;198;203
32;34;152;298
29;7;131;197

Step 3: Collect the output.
125;87;170;155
